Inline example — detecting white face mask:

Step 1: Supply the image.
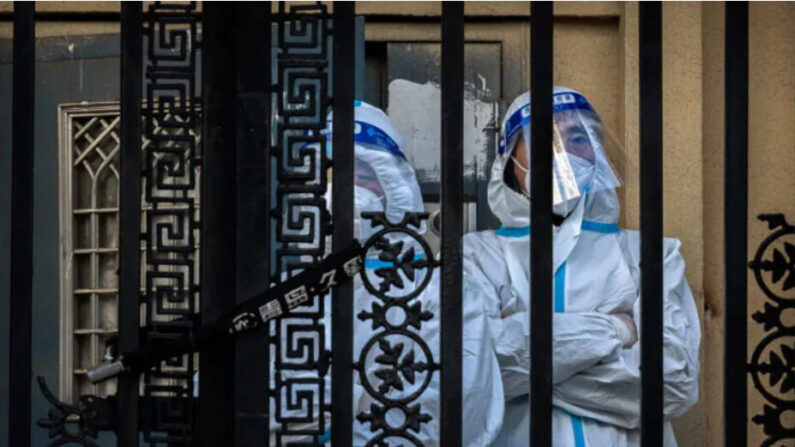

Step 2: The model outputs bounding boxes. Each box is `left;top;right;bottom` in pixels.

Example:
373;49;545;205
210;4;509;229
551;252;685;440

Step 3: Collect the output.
510;155;531;197
354;185;385;241
567;153;596;192
509;153;595;220
553;154;595;218
324;188;332;213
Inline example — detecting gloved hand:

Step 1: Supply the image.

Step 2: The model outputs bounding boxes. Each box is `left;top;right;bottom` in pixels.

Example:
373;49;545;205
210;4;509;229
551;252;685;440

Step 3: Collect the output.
608;313;638;348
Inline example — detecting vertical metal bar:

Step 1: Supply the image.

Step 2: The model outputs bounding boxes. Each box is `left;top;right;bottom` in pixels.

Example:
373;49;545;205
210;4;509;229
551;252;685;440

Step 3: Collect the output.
331;2;356;446
639;3;664;447
118;3;142;446
233;4;271;445
200;4;237;445
724;3;749;446
529;2;553;446
8;3;34;446
440;3;464;447
262;6;272;444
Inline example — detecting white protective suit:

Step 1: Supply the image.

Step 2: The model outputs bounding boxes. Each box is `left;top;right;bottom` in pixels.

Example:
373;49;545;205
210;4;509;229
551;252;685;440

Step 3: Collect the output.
415;87;701;446
270;101;434;445
338;102;503;447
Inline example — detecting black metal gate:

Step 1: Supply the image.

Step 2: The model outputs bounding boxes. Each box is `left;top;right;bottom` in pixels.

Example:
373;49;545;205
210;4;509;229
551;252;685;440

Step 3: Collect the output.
5;2;785;447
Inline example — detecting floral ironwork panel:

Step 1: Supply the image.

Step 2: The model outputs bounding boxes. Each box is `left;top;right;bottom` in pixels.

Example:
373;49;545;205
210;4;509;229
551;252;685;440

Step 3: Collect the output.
355;212;440;447
748;214;794;447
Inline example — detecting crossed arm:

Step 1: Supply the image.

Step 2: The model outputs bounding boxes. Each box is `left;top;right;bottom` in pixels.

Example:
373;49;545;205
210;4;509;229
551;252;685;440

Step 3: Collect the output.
463;238;700;430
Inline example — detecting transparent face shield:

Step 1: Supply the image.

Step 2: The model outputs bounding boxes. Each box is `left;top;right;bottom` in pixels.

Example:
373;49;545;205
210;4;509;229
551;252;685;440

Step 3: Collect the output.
503;92;623;205
352;157;386;241
355;157;386;198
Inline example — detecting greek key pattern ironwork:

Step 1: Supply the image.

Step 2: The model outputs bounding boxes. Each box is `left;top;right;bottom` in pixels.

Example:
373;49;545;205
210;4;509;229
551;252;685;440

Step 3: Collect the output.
141;2;201;444
268;3;333;445
748;214;794;447
355;212;440;447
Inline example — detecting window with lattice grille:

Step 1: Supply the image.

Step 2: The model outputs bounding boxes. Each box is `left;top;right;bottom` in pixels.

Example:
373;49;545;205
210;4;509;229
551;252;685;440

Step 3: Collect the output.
58;102;201;402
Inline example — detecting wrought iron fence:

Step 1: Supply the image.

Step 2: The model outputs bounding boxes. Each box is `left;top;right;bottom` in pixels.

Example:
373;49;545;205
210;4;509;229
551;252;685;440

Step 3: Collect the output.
5;1;782;447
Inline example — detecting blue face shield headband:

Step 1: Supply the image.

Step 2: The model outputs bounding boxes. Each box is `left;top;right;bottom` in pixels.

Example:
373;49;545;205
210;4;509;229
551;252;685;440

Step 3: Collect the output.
353;120;406;159
498;91;595;156
321;120;406;160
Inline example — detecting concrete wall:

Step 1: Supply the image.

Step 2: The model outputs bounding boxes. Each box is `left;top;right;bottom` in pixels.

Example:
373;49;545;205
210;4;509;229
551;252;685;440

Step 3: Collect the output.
1;2;793;446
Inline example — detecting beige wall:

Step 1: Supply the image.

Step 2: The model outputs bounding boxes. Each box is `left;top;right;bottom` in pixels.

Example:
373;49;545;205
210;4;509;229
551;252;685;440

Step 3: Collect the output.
746;5;795;442
2;2;793;446
701;4;725;445
702;3;795;447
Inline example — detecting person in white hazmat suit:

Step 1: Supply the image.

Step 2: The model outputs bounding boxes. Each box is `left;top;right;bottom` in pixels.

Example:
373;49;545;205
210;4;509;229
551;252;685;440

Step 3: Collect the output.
269;100;433;445
415;87;701;446
325;102;504;447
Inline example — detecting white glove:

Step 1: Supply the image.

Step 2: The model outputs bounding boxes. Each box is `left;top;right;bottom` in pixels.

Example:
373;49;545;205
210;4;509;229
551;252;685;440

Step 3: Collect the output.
608;313;638;348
